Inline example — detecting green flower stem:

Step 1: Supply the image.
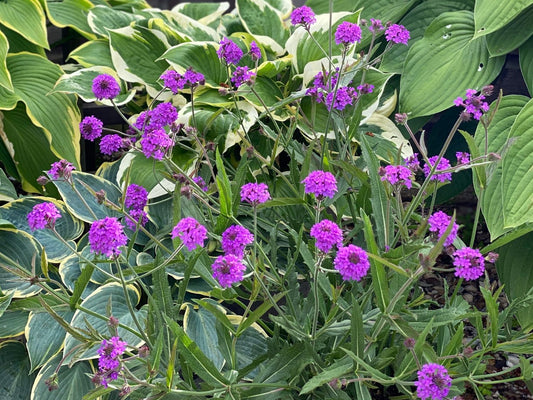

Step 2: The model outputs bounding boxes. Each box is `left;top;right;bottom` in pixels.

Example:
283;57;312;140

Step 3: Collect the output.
311;200;323;344
249;86;283;139
402;121;431;165
469;189;484;248
189;86;216;182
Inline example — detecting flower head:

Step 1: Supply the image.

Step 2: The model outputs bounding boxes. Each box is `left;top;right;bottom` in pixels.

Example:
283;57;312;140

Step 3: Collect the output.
453;247;485;280
380;165;413;189
310;220;343;253
454;89;490;120
99;134;123;155
231;66;256;88
290;6;316;27
92;74;120;100
150;102;178;128
124;184;148;210
125;209;148;231
27;202;61;230
368;18;384;32
48;160;75;182
325;86;358;111
415;363;452;400
193;176;208;191
456;152;470;165
221;225;254;258
385;24;410;45
240;182;270;205
249;41;261;61
183;68;205;88
427;211;458;247
217;38;243;65
89;217;128;258
140;128;174;160
423;156;452;183
333;245;370;281
404;153;420;172
302;170;337;199
171;217;208;251
335;22;362;46
357;83;374;94
160;69;184;93
95;336;127;388
212;254;246;288
80;116;103;141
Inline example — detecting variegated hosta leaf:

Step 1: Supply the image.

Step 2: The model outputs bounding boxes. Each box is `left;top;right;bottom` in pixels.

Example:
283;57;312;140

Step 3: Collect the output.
0;0;48;48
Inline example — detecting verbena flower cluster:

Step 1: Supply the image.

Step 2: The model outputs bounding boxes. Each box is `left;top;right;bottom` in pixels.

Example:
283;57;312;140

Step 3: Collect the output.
240;182;271;205
334;21;362;46
93;336;127;388
124;184;148;231
211;254;247;288
100;134;124;156
231;66;256;88
456;151;471;165
310;219;343;253
217;38;243;65
453;247;485;280
428;211;458;247
221;225;254;258
80;116;103;141
380;165;413;189
290;6;316;27
333;244;370;281
385;24;410;45
454;88;490;120
89;217;128;258
27;202;61;230
160;67;205;94
302;170;337;200
249;41;261;61
48;159;75;181
423;156;452;183
415;363;452;400
171;217;208;251
92;74;120;100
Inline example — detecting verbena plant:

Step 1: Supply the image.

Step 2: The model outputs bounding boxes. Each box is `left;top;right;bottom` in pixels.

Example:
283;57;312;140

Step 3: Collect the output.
0;1;533;400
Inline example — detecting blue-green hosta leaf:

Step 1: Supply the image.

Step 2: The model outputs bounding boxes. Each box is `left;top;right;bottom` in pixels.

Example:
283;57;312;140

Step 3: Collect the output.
236;0;289;47
0;197;83;263
59;254;99;300
184;305;224;370
173;2;230;25
520;36;533;96
474;95;529;240
0;310;29;338
0;167;17;202
68;40;114;69
399;11;505;118
0;341;36;400
26;310;74;373
474;0;533;37
63;283;146;364
0;229;44;297
0;0;48;48
53;66;135;106
43;0;96;39
0;30;12;91
87;5;144;38
31;354;93;400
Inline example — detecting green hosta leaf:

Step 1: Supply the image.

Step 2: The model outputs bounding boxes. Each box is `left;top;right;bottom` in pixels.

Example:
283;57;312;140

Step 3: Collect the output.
68;40;114;68
305;0;357;13
26;310;74;373
109;25;170;95
520;36;533;96
0;292;13;320
0;167;17;201
173;2;230;25
241;76;285;117
162;42;228;88
0;0;48;48
87;5;143;37
381;0;474;73
257;54;292;78
0;24;45;56
474;95;529;240
237;0;289;47
184;305;224;370
0;310;29;338
485;6;533;56
53;66;135;106
159;11;220;42
43;0;95;39
63;283;146;364
474;0;533;37
501;98;533;228
399;10;505;117
51;171;122;223
59;254;98;301
0;229;43;297
6;52;81;169
0;197;83;263
0;341;36;400
286;12;360;74
31;353;93;400
0;30;12;91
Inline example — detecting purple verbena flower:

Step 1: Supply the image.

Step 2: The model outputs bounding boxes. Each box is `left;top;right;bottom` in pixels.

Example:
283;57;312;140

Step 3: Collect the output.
221;225;254;258
357;83;374;94
212;254;246;288
456;152;470;165
160;70;184;94
454;89;490;120
325;86;358;111
48;159;75;181
95;336;127;388
249;41;261;61
89;217;128;258
125;209;148;231
335;21;362;46
368;18;384;32
290;5;316;27
100;134;123;155
80;116;103;141
423;156;452;183
134;110;152;132
193;176;208;191
27;202;61;230
385;24;410;45
415;363;452;400
428;211;458;247
404;153;420;172
380;165;413;189
453;247;485;280
92;74;120;100
231;66;256;88
171;217;208;251
140;128;173;160
217;38;243;65
124;184;148;210
302;170;337;199
310;219;343;253
150;102;178;128
333;244;370;281
183;68;205;87
240;182;270;205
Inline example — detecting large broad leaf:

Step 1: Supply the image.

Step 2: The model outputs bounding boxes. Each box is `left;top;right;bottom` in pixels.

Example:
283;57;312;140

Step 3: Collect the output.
399;11;505;118
31;353;93;400
473;95;529;240
173;2;230;25
501;98;533;228
473;0;533;38
184;305;224;370
0;167;17;201
236;0;289;47
43;0;96;39
63;283;146;364
485;6;533;56
0;24;45;56
0;229;44;297
68;39;114;69
148;10;219;42
0;341;36;400
0;30;12;91
0;0;48;48
520;36;533;97
87;5;143;38
26;310;74;373
5;52;81;169
0;310;29;338
0;197;84;262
